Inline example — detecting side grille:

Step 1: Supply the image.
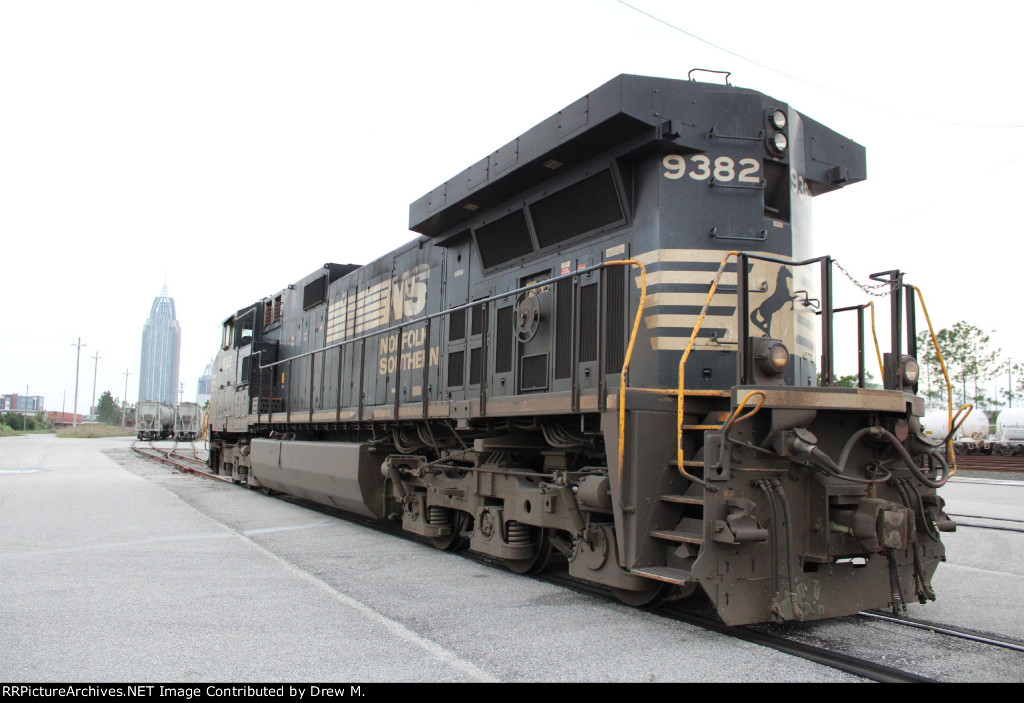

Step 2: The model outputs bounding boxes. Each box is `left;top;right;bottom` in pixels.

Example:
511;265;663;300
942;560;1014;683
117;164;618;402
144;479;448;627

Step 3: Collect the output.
554;279;573;379
605;266;627;374
476;210;533;268
470;304;484;336
469;347;482;386
495;306;514;373
530;170;624;249
448;308;466;342
521;354;548;391
447;350;465;388
579;283;598;363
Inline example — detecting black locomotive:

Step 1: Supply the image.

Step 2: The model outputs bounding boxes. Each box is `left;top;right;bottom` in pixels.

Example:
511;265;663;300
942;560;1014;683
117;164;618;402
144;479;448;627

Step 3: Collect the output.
208;74;955;625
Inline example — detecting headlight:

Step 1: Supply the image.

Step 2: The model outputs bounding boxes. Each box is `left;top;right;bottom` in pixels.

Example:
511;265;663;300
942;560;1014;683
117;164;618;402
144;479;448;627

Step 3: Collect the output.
901;356;920;385
771;109;787;130
769;132;788;154
755;339;790;376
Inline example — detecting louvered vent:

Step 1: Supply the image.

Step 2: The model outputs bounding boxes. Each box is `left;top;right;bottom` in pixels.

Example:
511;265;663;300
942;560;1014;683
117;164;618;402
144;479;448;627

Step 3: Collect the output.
605;266;627;374
521;354;548;391
476;210;533;268
495;306;514;373
531;171;623;249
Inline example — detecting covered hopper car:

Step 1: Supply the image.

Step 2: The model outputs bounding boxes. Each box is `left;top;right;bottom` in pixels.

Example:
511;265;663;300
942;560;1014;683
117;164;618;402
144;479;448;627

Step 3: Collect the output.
136;400;173;440
208;74;955;625
174;402;202;441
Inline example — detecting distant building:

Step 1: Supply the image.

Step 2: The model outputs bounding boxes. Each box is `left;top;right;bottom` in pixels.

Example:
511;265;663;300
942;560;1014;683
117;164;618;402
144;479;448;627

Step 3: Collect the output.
1;394;44;412
138;284;181;406
196;363;212;407
47;411;83;427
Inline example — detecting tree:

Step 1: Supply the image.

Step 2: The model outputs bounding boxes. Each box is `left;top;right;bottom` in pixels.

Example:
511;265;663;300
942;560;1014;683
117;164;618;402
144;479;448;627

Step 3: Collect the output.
825;371;877;388
96;391;121;425
916;322;1001;410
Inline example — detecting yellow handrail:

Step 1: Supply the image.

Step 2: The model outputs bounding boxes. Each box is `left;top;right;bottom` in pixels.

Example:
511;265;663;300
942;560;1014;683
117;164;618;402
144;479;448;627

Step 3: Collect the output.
868;301;884;379
678;251;740;489
604;259;648;478
909;284;965;476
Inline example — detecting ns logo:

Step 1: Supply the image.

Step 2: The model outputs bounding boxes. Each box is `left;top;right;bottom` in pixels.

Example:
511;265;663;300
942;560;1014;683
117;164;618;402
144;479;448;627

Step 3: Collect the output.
388;263;430;322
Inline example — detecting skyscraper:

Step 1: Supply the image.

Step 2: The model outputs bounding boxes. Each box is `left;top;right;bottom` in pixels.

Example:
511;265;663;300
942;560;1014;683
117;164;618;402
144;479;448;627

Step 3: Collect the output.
138;284;181;405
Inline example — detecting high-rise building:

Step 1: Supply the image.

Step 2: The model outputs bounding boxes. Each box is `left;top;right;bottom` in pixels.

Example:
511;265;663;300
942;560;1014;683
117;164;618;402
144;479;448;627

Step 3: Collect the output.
196;362;212;407
138;284;181;406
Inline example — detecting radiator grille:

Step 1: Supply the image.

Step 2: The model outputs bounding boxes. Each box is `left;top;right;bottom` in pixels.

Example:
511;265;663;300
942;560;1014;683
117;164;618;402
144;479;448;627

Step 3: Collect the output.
531;170;623;249
476;210;533;268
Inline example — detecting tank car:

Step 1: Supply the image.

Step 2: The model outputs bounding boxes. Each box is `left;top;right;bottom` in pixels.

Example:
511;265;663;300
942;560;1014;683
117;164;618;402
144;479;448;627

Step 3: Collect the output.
136;400;173;440
207;74;955;625
923;408;989;454
994;408;1024;455
174;402;202;441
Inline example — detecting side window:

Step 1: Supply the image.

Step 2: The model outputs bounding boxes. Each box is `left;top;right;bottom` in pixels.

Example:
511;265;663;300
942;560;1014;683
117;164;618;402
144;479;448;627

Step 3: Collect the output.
233;309;256;347
222;320;234;350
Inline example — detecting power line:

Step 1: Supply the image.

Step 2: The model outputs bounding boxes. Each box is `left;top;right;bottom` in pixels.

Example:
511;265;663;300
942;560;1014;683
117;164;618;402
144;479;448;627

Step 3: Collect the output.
614;0;1024;130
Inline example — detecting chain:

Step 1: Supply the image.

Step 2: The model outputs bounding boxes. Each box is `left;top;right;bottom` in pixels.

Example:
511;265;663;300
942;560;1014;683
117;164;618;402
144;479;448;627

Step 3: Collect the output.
832;259;899;297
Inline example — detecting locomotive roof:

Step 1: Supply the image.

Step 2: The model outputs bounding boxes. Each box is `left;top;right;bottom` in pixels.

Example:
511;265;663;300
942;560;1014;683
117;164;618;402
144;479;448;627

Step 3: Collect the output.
409;73;865;238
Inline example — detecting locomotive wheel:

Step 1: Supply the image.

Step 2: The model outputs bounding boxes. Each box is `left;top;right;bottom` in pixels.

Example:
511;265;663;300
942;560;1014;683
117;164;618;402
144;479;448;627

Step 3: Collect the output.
430;512;469;552
611;582;672;608
504;528;553;574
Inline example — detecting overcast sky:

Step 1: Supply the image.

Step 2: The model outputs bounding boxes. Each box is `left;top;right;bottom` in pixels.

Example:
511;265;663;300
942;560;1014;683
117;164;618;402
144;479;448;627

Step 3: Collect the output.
2;0;1022;414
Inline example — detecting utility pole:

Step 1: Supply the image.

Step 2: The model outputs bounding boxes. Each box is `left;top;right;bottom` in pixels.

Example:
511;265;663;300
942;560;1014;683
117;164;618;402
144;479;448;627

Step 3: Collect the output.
179;382;184;405
71;338;86;429
122;369;131;426
24;384;28;431
90;351;102;419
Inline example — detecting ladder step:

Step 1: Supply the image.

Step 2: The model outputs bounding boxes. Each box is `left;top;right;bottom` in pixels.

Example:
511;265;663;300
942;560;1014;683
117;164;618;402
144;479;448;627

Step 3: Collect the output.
650;530;703;545
681;424;722;430
660;494;704;506
630;566;692;586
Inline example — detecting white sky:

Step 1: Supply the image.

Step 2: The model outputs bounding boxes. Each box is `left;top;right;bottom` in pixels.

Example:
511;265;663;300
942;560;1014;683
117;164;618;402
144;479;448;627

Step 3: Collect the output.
2;0;1022;413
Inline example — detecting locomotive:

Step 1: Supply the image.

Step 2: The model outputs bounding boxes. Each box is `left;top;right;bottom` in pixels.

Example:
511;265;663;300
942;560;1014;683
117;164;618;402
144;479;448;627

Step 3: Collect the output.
207;74;955;626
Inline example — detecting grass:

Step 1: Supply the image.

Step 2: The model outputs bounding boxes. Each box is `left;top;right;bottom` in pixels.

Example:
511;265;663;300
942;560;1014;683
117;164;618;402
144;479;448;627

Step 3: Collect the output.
0;424;55;437
55;425;137;439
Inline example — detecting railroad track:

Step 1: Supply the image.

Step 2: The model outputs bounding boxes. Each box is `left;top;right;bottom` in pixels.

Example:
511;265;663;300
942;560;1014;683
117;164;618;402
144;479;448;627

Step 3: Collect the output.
131;440;226;482
954;454;1024;472
130;447;1023;682
858;611;1024;653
